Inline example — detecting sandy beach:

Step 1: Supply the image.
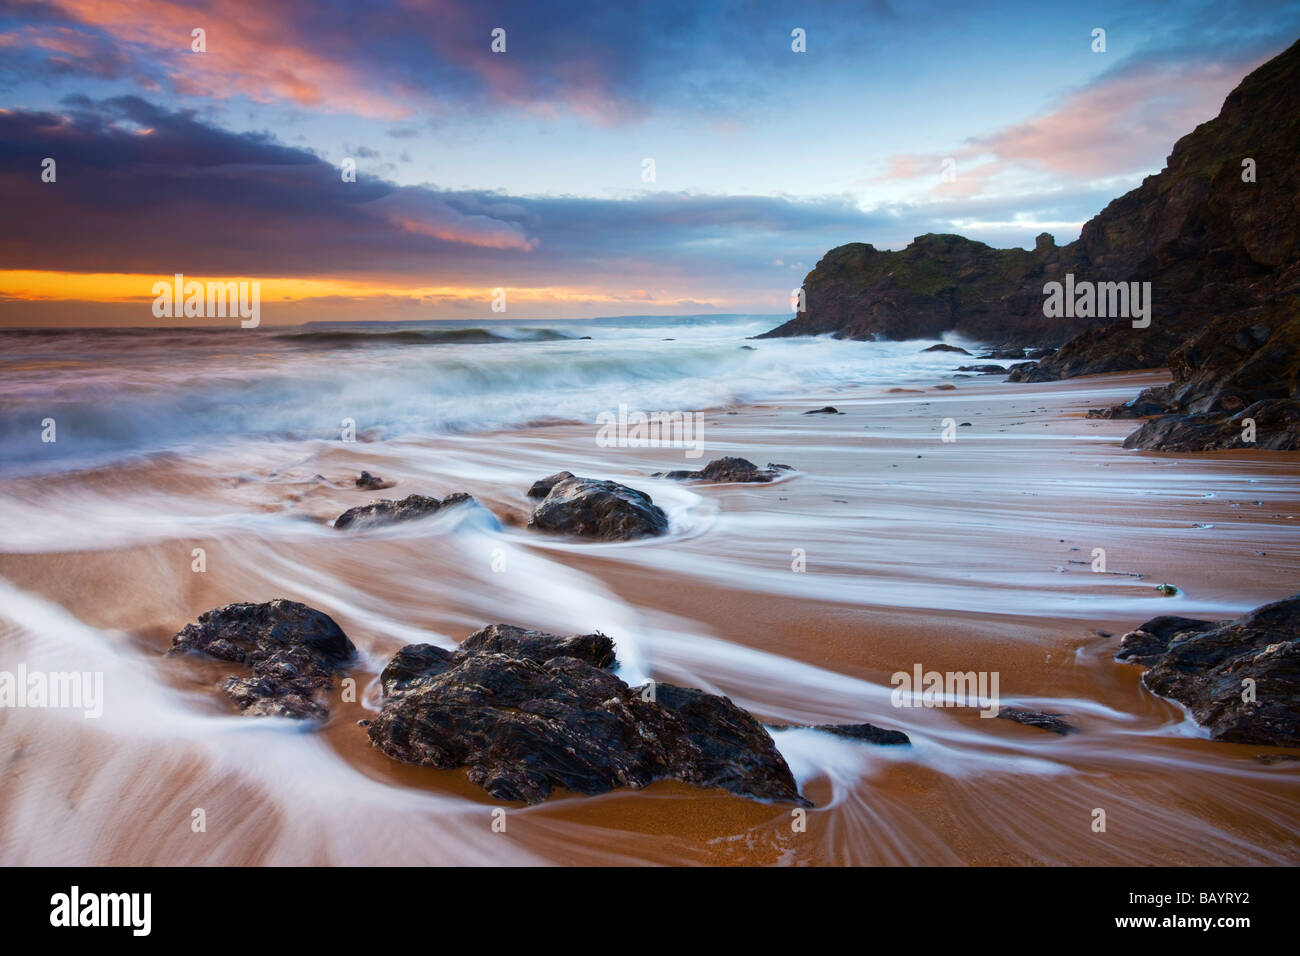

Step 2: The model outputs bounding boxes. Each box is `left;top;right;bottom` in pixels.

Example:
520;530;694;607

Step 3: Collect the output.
2;361;1297;866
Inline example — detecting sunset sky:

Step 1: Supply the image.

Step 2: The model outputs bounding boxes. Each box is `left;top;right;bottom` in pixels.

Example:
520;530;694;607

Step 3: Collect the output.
1;0;1296;326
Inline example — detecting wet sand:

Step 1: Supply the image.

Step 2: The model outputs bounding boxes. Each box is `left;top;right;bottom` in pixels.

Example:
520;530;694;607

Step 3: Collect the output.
1;369;1298;865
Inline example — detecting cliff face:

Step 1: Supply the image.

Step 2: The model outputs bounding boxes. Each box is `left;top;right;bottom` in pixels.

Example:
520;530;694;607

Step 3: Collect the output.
760;37;1300;375
1111;297;1300;450
755;232;1080;346
1015;35;1299;382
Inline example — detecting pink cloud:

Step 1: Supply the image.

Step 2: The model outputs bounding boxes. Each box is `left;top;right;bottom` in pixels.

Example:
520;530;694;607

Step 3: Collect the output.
372;190;539;250
44;0;633;122
869;50;1272;189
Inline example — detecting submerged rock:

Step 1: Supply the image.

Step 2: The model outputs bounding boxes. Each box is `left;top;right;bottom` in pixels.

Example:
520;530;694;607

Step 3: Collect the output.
1115;593;1300;746
355;470;389;490
956;364;1009;374
995;707;1078;735
367;624;809;805
803;405;843;415
169;599;356;720
808;722;910;745
334;493;477;530
923;344;972;354
527;474;668;540
653;457;792;483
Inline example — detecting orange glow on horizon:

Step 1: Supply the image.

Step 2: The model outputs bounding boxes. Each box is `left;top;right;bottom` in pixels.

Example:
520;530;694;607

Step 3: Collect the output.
0;270;723;308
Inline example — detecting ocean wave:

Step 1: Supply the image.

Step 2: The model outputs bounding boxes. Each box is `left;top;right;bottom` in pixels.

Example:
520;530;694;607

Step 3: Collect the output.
0;316;982;475
273;326;572;347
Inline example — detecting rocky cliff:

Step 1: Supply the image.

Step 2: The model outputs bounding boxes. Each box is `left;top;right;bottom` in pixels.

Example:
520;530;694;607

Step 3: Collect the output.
755;231;1081;346
760;37;1300;449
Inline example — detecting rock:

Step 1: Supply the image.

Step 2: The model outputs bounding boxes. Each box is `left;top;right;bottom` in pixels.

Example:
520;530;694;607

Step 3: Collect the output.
1123;398;1300;451
333;493;476;530
1115;593;1300;747
956;364;1009;374
995;707;1078;735
378;643;459;695
366;624;809;805
527;474;669;540
1086;384;1175;419
1006;361;1053;383
804;406;842;415
922;344;971;354
934;384;956;390
355;470;389;490
1102;297;1300;449
653;456;789;483
755;233;1069;346
169;599;356;720
978;347;1026;360
459;623;617;669
527;471;574;499
1116;615;1221;665
811;723;910;745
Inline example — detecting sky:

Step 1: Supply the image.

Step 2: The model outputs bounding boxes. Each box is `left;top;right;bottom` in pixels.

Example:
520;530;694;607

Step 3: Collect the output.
1;0;1297;326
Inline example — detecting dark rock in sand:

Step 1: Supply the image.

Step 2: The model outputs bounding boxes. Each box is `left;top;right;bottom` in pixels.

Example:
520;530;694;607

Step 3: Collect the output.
527;471;575;499
995;707;1078;735
355;470;388;490
811;722;910;745
460;623;617;669
1104;298;1300;449
804;406;842;415
333;493;477;530
366;624;808;806
956;364;1009;374
1116;615;1221;665
1087;384;1175;419
527;473;668;540
1115;593;1300;747
922;344;971;354
169;599;356;720
378;643;458;695
653;456;789;483
1122;398;1300;451
1006;361;1052;383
